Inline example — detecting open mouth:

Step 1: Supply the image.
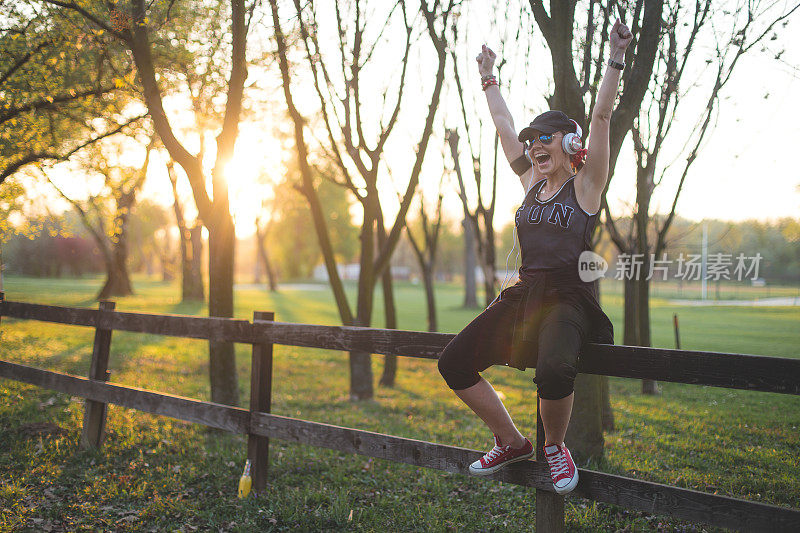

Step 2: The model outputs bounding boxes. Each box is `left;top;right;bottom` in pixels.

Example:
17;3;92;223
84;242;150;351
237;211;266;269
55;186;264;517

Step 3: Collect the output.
534;154;551;165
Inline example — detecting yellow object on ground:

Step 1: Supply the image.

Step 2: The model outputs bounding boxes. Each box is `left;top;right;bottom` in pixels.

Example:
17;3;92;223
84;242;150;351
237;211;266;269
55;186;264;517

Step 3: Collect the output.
238;459;252;499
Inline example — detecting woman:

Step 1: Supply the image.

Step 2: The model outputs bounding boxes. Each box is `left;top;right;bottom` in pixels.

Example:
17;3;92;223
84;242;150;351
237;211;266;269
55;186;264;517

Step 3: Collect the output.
437;20;632;495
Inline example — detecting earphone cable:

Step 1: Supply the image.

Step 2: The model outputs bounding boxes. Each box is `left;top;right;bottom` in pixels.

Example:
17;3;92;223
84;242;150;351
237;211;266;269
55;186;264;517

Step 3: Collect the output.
486;146;535;310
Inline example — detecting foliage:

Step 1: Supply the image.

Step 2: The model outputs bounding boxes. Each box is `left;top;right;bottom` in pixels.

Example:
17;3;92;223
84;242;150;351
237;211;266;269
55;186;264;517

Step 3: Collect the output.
126;199;174;273
266;163;359;280
2;212;103;277
599;214;800;283
0;177;25;244
0;1;140;182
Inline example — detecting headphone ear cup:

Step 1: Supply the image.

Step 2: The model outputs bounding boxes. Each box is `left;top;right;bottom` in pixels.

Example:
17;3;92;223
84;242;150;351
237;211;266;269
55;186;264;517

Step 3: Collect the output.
562;119;583;155
562;133;581;155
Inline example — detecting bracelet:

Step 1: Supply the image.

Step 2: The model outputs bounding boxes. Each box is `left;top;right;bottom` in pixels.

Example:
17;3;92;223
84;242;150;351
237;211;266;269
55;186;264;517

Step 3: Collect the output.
480;73;495;81
481;76;498;91
608;58;625;70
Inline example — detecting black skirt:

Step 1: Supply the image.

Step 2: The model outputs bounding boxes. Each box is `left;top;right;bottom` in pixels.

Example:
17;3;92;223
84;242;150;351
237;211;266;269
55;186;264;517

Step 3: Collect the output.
505;266;614;370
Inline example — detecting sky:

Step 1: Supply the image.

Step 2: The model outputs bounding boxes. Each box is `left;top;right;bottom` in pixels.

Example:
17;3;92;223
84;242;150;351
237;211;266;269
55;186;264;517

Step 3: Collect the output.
31;0;800;238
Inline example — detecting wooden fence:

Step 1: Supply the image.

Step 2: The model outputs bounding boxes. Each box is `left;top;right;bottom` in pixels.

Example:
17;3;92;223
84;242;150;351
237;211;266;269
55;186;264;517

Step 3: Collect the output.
1;294;799;532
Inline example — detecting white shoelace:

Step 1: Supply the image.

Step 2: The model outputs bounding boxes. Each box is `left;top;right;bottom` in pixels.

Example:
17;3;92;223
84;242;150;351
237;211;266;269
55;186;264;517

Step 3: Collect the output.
484;444;509;462
547;449;570;477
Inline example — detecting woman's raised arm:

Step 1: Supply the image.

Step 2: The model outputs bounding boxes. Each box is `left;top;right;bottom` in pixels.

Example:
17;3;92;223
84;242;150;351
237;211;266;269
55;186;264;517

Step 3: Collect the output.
476;45;533;190
576;20;633;214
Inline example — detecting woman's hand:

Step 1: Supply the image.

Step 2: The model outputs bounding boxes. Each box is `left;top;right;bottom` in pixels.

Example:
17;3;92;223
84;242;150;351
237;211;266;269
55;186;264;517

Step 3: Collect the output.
476;44;496;77
609;19;633;55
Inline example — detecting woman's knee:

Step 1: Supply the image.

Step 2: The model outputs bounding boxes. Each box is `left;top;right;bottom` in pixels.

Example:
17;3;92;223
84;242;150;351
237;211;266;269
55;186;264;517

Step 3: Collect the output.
534;356;577;400
437;345;480;391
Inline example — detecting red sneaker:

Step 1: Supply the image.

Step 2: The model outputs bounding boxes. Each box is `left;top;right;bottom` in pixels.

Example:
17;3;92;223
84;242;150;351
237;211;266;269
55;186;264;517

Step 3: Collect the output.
543;443;579;494
469;435;534;476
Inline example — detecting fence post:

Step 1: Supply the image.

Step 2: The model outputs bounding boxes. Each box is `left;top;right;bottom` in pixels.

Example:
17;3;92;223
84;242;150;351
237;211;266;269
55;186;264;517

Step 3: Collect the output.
81;300;115;449
536;396;565;532
249;311;274;492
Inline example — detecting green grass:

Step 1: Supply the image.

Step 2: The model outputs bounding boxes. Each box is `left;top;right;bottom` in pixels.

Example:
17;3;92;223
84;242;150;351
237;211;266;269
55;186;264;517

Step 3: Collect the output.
1;274;799;532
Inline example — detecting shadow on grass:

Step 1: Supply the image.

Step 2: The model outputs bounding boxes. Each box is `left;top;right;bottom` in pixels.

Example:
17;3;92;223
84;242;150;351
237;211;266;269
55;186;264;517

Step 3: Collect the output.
166;299;204;316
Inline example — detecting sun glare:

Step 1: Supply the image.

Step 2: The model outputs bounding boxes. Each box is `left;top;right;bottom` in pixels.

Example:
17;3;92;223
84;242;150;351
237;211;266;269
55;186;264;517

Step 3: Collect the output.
222;132;281;237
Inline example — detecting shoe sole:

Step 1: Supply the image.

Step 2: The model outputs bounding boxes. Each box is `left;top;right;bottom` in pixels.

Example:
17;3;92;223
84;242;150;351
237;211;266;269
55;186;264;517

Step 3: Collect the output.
553;469;579;495
468;450;535;476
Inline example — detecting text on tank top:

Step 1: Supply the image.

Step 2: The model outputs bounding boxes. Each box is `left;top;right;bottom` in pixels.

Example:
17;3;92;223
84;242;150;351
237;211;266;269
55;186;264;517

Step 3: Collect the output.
514;176;598;273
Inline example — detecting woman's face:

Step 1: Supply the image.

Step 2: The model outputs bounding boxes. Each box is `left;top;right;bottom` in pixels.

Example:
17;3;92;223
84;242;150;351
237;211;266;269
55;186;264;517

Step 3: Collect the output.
528;131;571;175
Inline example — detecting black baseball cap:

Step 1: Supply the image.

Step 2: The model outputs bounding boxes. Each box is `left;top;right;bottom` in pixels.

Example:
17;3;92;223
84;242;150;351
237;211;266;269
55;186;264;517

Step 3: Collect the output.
518;110;576;142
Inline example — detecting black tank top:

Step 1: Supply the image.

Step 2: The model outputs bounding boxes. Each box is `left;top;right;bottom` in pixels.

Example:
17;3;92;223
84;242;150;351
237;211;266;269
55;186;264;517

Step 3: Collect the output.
514;176;598;281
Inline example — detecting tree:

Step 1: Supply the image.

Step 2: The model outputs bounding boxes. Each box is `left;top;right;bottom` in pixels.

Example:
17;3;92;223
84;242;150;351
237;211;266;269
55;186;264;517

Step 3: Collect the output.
166;160;204;301
406;179;446;332
270;0;453;399
40;0;256;405
446;129;500;309
602;0;799;395
254;212;278;291
46;136;154;299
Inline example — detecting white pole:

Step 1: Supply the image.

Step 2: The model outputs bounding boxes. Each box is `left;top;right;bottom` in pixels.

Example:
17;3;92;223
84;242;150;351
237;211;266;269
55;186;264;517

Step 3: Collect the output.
701;222;708;300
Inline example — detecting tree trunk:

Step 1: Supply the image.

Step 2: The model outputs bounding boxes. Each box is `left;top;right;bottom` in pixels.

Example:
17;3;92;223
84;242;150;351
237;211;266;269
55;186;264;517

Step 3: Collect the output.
635;163;657;395
159;238;173;282
565;373;605;463
97;253;133;300
184;225;204;301
482;263;496;309
378;263;398;387
567;278;609;459
482;226;497;309
97;214;134;300
623;256;658;394
463;217;478;308
623;276;638;345
638;275;658;395
253;234;262;284
207;215;238;406
256;226;277;292
179;225;190;297
350;202;376;400
422;263;437;332
601;375;615;432
595;279;615;432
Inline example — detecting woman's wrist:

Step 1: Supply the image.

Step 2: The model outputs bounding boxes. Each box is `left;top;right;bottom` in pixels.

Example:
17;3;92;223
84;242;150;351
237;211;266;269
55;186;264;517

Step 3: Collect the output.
480;71;495;80
609;49;625;63
481;75;499;91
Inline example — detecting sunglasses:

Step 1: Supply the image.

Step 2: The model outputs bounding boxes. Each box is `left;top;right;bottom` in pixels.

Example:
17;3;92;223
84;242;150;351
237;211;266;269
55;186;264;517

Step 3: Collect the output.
525;133;555;146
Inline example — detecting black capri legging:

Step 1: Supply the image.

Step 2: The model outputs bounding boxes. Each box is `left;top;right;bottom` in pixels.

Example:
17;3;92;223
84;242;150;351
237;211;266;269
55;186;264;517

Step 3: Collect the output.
437;286;590;400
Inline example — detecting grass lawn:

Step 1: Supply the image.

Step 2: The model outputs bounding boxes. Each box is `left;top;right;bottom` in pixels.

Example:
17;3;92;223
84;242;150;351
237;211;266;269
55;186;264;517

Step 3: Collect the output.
1;274;799;532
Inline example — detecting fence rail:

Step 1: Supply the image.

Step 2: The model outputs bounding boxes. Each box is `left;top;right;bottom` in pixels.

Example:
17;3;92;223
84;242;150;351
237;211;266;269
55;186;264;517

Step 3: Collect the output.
2;296;799;532
3;300;798;394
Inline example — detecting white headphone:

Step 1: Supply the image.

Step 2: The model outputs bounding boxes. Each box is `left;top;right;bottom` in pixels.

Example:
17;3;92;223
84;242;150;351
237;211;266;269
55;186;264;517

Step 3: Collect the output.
562;119;583;155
